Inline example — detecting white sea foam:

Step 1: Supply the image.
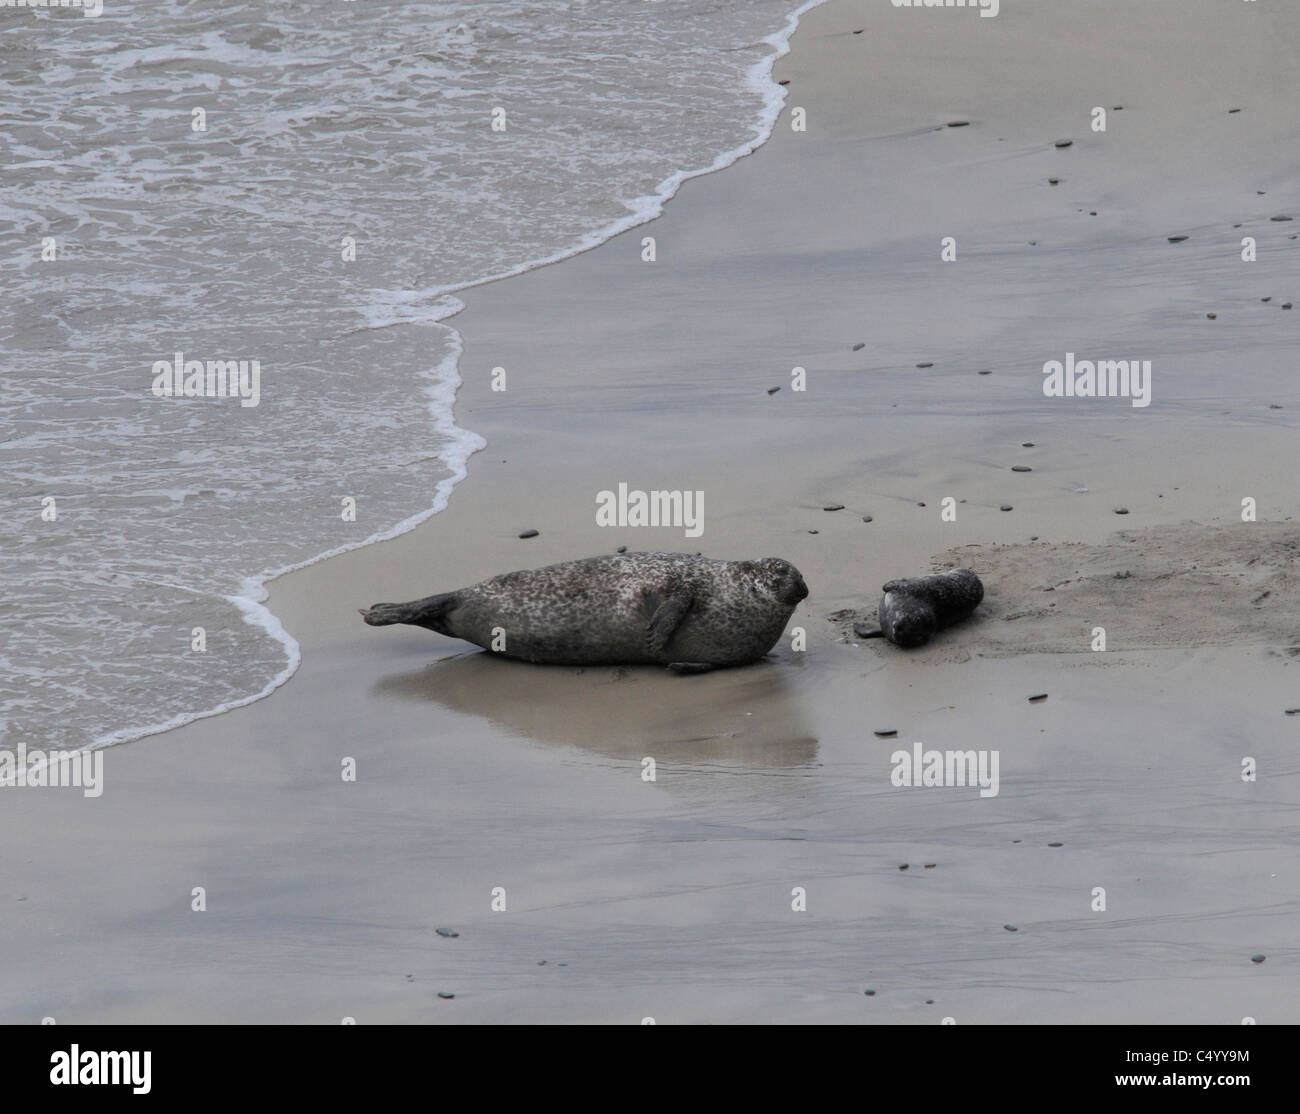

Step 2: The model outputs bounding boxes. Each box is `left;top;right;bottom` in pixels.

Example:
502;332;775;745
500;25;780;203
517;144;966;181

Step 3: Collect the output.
0;0;829;752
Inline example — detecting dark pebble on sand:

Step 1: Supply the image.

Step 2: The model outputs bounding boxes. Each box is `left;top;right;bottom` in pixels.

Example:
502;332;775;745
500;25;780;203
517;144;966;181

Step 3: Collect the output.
824;504;845;512
1048;842;1063;848
899;864;909;871
538;960;547;965
926;999;935;1004
435;927;459;938
437;992;455;999
778;79;790;86
1089;211;1097;216
1031;536;1039;541
864;988;876;996
1114;507;1129;514
1167;235;1188;243
1270;215;1293;221
874;729;898;738
978;369;992;375
916;361;934;368
1270;404;1283;410
1251;954;1266;964
1228;108;1241;113
852;342;865;350
1048;178;1059;185
1262;297;1272;302
924;863;936;869
862;515;873;522
1028;693;1048;703
1285;709;1300;716
853;28;864;34
948;120;969;128
518;529;539;538
1113;105;1123;111
917;502;926;507
1054;139;1073;148
1012;465;1032;472
1022;442;1034;447
617;545;627;553
767;386;780;395
1206;313;1217;319
1000;505;1013;512
808;529;819;535
1283;303;1293;310
1004;924;1018;932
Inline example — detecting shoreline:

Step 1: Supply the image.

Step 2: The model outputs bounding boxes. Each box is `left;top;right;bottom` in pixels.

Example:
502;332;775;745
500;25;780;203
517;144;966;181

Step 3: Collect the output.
87;0;831;755
6;0;1299;1023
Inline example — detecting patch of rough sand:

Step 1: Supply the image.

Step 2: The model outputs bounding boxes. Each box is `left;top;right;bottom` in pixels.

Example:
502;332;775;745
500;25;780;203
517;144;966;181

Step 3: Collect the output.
831;524;1300;658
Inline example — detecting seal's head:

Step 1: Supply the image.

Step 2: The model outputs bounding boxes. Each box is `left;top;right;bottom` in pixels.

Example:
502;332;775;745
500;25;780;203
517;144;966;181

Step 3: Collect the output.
881;592;936;648
752;557;809;607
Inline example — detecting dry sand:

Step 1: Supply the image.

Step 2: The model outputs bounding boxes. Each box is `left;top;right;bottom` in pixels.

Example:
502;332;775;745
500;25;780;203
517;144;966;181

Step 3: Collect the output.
3;0;1299;1023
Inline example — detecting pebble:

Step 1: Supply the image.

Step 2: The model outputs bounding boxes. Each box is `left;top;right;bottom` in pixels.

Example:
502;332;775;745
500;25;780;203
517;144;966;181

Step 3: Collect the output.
978;369;992;375
917;502;926;507
1000;505;1013;511
518;529;539;538
538;960;547;965
916;361;934;368
824;503;845;512
778;79;790;86
862;514;873;523
1028;693;1048;703
1283;302;1293;310
437;992;455;1000
1228;108;1242;114
1048;178;1059;185
864;988;876;996
898;864;909;871
1271;215;1293;222
852;342;865;350
926;999;935;1005
1262;297;1272;302
1251;954;1266;964
924;863;936;869
1284;709;1300;716
1114;507;1129;514
1206;313;1217;319
1048;842;1064;848
617;545;627;553
767;386;780;395
1167;235;1188;243
1012;465;1032;472
1022;442;1035;447
1030;536;1038;541
947;121;969;128
874;729;898;738
1004;924;1018;932
1270;404;1283;410
435;927;460;938
1054;139;1073;148
808;529;819;535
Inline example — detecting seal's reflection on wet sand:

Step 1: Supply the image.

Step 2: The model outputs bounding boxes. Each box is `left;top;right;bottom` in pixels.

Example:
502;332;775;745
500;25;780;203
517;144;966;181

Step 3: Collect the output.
374;651;817;770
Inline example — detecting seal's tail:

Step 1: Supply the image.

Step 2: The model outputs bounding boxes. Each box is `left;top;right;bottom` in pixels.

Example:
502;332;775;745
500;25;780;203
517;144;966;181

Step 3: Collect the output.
359;591;456;633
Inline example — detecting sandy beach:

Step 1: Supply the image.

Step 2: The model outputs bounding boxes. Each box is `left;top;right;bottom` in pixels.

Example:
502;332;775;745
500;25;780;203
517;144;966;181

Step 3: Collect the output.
4;0;1299;1023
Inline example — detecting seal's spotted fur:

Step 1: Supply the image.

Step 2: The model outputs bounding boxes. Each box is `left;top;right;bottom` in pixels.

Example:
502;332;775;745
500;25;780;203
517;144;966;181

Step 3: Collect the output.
868;568;983;648
361;552;808;671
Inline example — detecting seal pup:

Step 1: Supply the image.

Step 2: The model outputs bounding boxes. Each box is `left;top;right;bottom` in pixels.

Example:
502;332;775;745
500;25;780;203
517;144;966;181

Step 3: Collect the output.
854;568;983;648
361;551;808;673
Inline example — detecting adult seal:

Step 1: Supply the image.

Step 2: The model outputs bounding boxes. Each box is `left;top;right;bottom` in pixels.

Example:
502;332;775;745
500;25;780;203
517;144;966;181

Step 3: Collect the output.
854;568;983;648
360;551;808;673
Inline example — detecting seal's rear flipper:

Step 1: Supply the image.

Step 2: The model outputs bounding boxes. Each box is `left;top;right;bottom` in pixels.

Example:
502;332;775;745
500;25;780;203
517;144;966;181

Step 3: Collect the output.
668;661;714;675
361;591;456;633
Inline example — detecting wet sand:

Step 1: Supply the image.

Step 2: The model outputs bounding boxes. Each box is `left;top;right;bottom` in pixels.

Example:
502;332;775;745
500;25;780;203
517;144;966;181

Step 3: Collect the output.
4;0;1299;1023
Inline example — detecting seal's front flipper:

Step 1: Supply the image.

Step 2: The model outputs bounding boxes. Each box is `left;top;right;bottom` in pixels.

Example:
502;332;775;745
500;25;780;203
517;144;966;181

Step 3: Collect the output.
668;661;714;675
647;589;694;656
852;622;885;639
361;591;456;633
